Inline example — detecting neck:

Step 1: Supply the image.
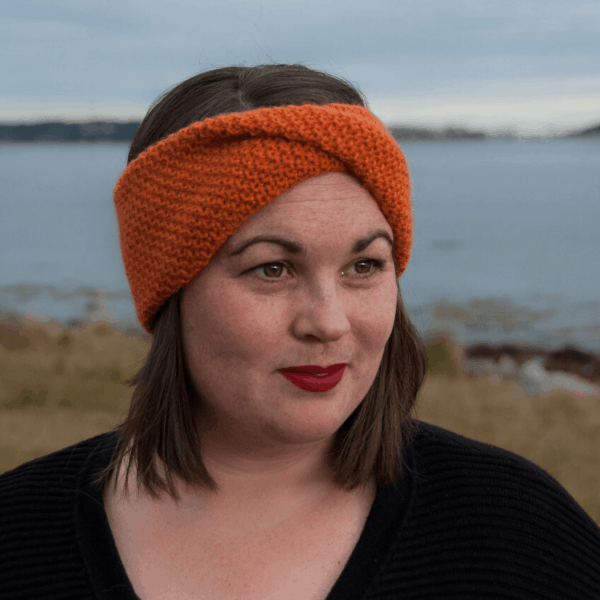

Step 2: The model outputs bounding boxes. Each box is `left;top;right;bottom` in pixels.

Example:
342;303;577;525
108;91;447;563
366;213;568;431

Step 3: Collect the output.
197;434;340;503
105;441;377;536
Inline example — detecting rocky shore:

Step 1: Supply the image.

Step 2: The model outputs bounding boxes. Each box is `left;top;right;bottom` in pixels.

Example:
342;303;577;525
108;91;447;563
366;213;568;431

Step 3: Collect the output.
462;341;600;398
0;310;147;343
420;331;600;399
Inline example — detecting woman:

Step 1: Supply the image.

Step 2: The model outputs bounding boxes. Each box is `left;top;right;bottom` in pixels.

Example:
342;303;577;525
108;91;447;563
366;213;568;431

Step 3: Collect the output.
1;64;599;599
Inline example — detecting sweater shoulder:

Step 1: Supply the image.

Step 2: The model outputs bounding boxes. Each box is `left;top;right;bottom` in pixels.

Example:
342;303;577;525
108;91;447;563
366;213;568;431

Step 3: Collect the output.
412;420;561;478
377;421;600;598
0;431;118;496
0;432;119;599
409;421;592;509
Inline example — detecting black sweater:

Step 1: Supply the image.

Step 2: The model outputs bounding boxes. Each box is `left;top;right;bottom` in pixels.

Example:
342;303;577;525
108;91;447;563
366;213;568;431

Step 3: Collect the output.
1;421;599;599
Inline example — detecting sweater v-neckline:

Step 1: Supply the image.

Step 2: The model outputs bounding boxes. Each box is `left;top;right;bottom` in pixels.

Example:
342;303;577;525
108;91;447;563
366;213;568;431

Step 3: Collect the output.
74;431;416;600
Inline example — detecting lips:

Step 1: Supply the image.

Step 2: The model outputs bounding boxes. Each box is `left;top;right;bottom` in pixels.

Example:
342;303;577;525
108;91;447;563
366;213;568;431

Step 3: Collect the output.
279;364;347;375
279;364;347;393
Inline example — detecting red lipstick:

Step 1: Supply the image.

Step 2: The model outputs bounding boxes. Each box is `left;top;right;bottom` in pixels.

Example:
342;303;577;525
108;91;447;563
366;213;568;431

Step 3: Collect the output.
279;364;347;393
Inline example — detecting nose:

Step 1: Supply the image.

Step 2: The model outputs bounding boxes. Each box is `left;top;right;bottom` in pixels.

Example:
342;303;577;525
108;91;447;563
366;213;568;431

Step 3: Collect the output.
292;283;351;342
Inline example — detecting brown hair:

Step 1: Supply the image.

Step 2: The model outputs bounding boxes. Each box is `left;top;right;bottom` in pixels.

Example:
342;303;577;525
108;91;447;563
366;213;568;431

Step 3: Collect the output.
98;64;428;500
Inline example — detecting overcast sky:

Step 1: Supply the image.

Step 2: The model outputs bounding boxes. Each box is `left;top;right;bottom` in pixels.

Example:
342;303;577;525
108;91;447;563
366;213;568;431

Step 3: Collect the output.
2;0;599;134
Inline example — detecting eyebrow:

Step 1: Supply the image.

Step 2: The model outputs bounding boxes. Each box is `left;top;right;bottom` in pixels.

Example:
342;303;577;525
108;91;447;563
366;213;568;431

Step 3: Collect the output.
229;229;394;257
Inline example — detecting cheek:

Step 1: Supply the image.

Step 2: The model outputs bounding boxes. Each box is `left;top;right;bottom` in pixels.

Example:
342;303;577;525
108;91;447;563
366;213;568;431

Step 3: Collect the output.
356;288;397;345
183;284;279;367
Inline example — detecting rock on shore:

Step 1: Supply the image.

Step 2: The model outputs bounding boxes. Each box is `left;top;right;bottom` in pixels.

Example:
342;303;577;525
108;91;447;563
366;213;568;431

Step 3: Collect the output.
463;342;600;398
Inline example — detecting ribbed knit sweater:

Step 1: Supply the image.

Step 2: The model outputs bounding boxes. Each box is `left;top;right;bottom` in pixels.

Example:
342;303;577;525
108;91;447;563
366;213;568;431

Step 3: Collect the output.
1;421;599;599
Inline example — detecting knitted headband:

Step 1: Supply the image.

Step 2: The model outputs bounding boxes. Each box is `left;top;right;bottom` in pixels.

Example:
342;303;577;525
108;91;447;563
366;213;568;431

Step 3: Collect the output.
113;103;412;332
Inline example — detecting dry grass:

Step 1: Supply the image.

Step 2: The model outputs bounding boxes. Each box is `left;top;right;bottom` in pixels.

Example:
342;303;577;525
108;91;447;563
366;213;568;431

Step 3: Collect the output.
0;320;148;470
0;408;124;469
1;322;598;524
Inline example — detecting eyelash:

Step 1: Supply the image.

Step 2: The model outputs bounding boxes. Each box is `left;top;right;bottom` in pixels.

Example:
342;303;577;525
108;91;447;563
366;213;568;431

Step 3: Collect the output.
249;259;386;283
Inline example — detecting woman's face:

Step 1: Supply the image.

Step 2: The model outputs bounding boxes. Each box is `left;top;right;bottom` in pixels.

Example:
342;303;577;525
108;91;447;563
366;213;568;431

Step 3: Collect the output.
181;172;398;454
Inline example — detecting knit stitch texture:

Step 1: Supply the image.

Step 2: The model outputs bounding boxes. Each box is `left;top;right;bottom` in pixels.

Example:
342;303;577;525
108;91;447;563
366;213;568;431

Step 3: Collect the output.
113;103;411;332
2;422;600;598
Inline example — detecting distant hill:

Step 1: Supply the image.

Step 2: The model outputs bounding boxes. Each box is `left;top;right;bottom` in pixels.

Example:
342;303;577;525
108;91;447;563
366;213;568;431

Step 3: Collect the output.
569;122;600;137
0;120;490;143
0;121;140;142
2;119;598;142
389;126;486;141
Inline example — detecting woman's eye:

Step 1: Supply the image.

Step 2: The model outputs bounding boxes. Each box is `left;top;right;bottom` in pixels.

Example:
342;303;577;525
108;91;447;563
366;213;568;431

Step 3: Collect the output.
250;259;386;282
257;263;288;279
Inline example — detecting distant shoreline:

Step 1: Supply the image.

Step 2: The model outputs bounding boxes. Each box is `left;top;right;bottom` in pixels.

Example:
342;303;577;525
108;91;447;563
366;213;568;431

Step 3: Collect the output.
1;120;598;142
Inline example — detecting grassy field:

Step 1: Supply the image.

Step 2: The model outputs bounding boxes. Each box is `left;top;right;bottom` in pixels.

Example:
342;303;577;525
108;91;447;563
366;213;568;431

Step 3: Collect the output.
1;319;599;524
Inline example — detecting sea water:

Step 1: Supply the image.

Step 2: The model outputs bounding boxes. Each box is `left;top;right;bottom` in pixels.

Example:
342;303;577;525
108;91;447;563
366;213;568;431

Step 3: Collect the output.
1;137;599;351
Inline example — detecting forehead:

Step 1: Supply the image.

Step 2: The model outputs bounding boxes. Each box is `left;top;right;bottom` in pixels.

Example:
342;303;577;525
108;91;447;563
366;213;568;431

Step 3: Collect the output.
245;172;391;229
274;172;376;203
218;173;394;261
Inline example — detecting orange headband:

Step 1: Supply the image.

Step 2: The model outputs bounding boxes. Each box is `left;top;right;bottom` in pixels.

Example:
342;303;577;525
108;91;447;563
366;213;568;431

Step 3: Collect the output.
113;103;412;332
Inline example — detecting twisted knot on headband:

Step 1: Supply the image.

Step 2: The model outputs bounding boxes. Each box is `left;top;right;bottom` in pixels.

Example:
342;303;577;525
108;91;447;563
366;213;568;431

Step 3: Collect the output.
113;103;412;332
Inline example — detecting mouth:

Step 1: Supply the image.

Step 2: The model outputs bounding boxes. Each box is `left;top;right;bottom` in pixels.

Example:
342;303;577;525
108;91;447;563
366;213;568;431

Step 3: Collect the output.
279;364;348;376
279;364;347;393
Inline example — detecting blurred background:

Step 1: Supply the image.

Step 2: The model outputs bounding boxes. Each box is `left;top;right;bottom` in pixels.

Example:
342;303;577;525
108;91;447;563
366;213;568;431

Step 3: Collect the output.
1;0;599;349
1;0;599;520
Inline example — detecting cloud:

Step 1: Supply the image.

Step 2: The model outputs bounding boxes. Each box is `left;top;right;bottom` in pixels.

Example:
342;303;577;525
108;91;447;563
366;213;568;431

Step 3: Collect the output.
1;0;598;133
370;92;600;135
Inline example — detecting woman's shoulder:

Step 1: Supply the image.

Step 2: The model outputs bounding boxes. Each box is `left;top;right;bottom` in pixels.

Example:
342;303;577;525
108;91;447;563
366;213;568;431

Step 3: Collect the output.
0;432;121;598
381;421;600;597
405;419;600;543
411;419;579;490
0;430;119;493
